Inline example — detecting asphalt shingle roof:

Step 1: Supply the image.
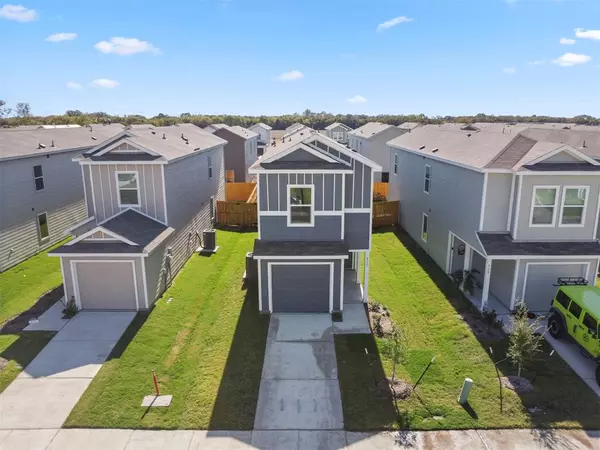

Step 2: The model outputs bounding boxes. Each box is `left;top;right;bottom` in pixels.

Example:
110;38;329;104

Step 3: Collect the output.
253;240;349;257
477;233;600;256
348;122;395;139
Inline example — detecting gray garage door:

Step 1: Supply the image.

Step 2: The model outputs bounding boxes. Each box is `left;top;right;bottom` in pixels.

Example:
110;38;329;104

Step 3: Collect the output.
524;264;587;313
271;264;330;313
75;261;137;310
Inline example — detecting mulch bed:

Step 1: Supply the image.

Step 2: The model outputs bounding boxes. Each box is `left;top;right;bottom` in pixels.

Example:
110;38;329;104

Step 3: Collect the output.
458;312;505;341
378;377;414;400
501;375;534;393
0;286;64;334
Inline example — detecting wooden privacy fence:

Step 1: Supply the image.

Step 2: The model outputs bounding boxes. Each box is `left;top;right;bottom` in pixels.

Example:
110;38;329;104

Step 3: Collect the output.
216;201;257;227
372;200;399;228
225;182;256;202
373;182;389;200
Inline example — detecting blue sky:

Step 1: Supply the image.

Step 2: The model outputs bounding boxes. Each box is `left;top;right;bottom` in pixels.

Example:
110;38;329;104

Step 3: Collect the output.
1;0;599;117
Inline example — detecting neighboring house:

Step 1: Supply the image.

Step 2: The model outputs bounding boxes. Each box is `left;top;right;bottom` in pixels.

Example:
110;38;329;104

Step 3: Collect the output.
285;122;304;133
0;124;124;271
397;122;421;132
348;122;404;182
248;129;382;314
250;122;273;154
324;122;353;144
388;124;600;314
204;123;228;134
48;124;227;310
214;125;259;182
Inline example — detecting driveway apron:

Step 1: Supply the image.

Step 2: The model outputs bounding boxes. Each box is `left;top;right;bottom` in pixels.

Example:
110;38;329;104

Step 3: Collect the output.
254;313;343;431
0;311;135;429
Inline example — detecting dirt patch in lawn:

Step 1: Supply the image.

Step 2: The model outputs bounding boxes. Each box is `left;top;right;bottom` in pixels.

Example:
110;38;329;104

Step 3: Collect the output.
0;285;64;334
457;312;505;341
378;378;414;400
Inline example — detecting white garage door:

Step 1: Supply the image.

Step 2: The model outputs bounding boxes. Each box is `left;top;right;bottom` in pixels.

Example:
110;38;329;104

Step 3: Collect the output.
524;264;587;313
75;261;138;310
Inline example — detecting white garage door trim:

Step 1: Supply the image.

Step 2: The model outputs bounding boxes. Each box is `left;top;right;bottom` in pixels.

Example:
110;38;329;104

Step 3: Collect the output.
70;259;139;310
521;261;590;306
267;262;334;313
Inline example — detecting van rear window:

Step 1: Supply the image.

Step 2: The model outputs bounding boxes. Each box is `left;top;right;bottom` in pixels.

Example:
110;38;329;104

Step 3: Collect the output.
555;291;570;309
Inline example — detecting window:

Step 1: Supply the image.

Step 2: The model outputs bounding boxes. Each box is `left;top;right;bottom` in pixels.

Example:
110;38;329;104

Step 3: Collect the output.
37;212;49;241
424;165;431;194
288;185;313;226
116;172;140;207
568;300;582;319
530;186;558;226
560;187;588;226
208;156;213;179
393;153;398;175
381;172;390;183
555;291;571;309
582;313;598;335
421;213;428;242
33;165;44;191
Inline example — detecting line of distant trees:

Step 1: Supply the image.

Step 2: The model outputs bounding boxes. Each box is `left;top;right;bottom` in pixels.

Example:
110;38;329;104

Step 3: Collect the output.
1;101;599;129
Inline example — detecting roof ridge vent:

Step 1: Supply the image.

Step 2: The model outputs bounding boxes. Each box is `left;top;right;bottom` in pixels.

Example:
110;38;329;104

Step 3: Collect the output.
91;136;97;140
38;143;46;149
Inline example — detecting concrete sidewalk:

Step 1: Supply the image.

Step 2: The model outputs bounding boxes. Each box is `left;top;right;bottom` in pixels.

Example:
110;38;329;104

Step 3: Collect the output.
0;428;598;449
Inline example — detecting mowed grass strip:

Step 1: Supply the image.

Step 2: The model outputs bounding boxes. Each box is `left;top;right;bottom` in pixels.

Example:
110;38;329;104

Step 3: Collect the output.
336;230;600;430
65;230;269;429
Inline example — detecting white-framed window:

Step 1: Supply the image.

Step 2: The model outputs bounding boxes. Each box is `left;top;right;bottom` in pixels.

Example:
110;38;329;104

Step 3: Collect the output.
37;212;49;241
287;184;314;226
421;213;429;242
529;186;559;227
393;153;398;175
33;165;44;191
424;164;431;194
559;186;589;227
116;171;140;207
208;155;213;179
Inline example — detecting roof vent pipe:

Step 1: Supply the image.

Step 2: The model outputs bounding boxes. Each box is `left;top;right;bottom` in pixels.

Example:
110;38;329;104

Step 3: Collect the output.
582;140;587;148
162;133;167;140
51;140;55;147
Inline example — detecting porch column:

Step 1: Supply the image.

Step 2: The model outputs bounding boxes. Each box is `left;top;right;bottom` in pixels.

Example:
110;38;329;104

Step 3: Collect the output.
509;259;520;310
363;251;370;303
355;252;361;284
481;258;492;311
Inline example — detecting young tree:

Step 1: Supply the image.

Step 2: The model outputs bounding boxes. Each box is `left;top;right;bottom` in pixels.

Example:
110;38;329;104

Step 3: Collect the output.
507;301;544;378
0;100;11;118
15;102;31;117
380;325;407;388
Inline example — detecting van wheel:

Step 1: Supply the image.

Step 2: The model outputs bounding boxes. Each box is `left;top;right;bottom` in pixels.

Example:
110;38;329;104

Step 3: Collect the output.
596;366;600;387
548;314;564;339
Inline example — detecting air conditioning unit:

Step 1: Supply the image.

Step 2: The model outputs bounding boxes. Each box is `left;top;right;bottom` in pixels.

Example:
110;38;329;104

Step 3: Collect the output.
203;229;216;251
245;252;258;283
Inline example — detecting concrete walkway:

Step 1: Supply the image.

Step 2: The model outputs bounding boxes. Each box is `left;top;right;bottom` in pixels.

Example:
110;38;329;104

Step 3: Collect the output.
0;311;135;430
254;314;344;430
0;428;598;449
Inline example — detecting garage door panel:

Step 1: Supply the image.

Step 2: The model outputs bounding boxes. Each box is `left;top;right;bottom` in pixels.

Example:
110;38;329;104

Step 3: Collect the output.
271;264;330;313
524;264;586;313
76;261;137;310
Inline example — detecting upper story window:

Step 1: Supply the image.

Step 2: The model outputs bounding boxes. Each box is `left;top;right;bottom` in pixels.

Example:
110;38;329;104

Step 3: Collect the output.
393;153;398;175
33;165;44;191
288;185;314;226
559;186;588;227
116;172;140;207
208;155;213;179
424;165;431;194
530;186;558;227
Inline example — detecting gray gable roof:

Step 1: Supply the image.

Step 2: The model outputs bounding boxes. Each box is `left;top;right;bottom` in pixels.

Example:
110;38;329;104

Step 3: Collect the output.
325;122;352;131
348;122;395;139
251;122;272;131
227;125;259;140
477;233;600;256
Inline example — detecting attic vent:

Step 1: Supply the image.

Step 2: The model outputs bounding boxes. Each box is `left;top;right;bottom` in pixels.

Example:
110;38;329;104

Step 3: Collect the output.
432;148;439;153
38;143;46;149
419;145;426;150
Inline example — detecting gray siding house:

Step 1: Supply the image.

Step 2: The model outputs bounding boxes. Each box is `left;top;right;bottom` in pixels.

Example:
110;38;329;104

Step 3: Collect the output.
249;130;381;314
324;122;353;144
0;124;124;271
214;125;259;182
49;124;226;310
348;122;404;182
388;123;600;314
249;122;272;156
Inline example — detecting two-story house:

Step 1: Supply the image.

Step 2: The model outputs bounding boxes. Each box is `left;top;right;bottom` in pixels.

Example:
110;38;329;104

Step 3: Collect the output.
388;123;600;314
324;122;353;144
48;124;226;310
214;125;259;182
347;122;404;182
249;122;272;156
249;129;381;314
0;124;124;271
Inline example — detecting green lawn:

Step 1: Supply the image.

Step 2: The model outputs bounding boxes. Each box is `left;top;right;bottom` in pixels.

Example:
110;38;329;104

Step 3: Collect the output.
336;230;600;431
0;239;68;325
65;230;269;429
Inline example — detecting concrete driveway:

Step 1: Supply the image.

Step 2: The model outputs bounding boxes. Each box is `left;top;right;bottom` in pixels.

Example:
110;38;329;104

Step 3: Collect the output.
254;314;343;431
0;311;135;429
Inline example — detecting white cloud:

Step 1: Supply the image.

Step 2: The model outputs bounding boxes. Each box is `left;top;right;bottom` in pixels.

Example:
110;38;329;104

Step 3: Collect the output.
275;70;304;81
91;78;119;88
46;32;77;42
528;60;545;65
66;81;83;90
575;28;600;41
0;4;38;22
552;53;592;66
347;95;367;104
503;67;517;75
94;37;160;55
376;16;413;32
559;37;576;45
